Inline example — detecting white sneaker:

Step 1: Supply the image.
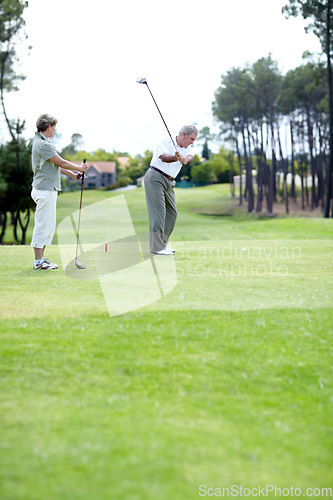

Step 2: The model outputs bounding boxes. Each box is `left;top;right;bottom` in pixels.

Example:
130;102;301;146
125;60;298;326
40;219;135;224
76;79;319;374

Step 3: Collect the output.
166;247;175;253
33;258;58;270
43;257;58;269
151;248;174;255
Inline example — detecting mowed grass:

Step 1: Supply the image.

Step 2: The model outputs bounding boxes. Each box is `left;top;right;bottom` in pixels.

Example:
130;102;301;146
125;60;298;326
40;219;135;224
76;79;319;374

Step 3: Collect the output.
1;185;333;500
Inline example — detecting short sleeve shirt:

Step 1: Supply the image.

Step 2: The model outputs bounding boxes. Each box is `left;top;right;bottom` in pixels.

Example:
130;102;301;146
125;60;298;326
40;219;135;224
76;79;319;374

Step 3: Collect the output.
150;136;194;179
32;133;61;191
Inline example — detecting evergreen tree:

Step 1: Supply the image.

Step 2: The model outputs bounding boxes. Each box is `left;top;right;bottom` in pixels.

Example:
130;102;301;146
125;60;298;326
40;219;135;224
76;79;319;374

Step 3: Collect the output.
283;0;333;216
0;0;29;140
0;139;33;243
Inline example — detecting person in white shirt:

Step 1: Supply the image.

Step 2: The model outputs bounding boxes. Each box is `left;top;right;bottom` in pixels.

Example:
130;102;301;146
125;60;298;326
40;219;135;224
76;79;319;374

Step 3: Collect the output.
144;124;198;255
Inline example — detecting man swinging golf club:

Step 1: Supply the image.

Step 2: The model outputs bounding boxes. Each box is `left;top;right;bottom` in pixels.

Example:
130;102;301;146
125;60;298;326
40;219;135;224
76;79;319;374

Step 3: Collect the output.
136;78;198;255
144;124;198;255
31;114;88;270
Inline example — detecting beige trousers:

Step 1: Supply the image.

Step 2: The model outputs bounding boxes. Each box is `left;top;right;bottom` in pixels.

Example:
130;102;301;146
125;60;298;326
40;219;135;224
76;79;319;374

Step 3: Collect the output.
31;188;58;248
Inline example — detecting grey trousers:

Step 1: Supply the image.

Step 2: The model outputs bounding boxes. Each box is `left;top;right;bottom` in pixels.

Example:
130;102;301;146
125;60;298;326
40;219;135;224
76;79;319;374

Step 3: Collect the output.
144;168;177;252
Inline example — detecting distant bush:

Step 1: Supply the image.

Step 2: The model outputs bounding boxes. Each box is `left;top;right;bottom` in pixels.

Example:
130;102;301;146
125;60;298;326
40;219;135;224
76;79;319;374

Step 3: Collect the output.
105;177;131;190
207;152;231;183
190;162;215;184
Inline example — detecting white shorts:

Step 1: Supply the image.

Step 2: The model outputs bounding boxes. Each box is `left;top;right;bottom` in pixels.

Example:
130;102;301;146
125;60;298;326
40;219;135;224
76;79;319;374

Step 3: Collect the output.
31;188;58;248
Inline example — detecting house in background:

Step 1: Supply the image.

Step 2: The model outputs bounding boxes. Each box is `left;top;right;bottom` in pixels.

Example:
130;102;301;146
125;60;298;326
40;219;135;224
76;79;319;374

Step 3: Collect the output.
117;156;130;171
73;161;116;188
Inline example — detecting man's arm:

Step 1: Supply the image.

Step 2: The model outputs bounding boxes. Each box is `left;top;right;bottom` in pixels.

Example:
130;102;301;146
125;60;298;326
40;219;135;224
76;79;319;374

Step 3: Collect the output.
159;154;178;163
184;154;194;164
175;152;194;165
159;153;194;164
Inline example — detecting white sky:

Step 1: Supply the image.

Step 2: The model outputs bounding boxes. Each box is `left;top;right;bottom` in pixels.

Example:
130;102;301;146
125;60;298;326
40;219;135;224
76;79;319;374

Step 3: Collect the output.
2;0;321;156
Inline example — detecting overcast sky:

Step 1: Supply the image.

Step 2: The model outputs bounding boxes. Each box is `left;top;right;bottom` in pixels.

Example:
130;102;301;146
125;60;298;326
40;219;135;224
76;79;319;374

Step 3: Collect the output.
2;0;321;156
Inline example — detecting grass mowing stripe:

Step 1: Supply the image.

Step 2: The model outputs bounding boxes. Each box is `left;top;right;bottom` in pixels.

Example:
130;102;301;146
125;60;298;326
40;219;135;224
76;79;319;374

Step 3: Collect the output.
1;240;332;318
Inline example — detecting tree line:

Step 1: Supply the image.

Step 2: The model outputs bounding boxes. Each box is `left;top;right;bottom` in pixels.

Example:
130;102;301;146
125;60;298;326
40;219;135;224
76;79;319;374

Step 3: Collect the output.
213;54;330;214
213;0;333;216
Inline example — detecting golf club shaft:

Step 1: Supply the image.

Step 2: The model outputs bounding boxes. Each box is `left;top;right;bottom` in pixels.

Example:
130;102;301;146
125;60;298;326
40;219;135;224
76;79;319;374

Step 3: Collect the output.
145;83;178;150
75;159;86;260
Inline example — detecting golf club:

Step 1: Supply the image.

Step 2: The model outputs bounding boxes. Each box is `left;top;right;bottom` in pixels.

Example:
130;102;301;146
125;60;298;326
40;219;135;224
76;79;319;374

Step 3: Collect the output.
75;159;86;270
136;77;178;150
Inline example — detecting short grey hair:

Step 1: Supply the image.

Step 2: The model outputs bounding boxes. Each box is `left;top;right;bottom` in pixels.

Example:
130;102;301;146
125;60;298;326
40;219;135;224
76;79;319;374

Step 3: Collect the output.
178;124;198;136
36;114;58;132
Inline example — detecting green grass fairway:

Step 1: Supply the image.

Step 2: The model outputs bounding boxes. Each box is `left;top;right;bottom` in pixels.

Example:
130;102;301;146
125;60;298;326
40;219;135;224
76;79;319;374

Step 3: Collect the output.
1;185;333;500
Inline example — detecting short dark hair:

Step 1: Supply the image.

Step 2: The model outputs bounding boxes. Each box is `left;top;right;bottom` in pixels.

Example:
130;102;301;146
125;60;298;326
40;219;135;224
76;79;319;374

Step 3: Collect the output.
36;114;58;132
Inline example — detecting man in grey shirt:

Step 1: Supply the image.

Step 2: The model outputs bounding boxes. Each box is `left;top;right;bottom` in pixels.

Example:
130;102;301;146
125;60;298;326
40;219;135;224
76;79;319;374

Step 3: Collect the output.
31;114;88;270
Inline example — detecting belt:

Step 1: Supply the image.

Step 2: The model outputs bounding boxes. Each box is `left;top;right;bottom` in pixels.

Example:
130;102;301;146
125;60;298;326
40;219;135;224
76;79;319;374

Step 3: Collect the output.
151;166;175;181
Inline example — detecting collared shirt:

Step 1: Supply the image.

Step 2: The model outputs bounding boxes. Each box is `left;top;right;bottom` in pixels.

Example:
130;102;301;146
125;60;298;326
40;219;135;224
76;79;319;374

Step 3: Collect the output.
150;136;194;179
31;132;61;191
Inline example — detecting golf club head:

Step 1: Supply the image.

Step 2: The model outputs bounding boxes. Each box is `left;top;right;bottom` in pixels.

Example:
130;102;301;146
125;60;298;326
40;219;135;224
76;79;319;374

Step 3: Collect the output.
136;77;147;85
75;258;86;270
